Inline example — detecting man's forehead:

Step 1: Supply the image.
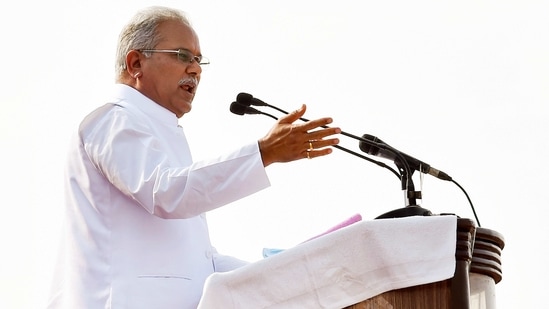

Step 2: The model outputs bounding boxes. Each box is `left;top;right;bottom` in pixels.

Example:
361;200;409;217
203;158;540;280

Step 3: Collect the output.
157;20;199;44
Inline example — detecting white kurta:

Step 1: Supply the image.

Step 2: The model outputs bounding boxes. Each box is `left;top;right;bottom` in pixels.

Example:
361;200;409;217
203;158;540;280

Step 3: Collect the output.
47;84;270;309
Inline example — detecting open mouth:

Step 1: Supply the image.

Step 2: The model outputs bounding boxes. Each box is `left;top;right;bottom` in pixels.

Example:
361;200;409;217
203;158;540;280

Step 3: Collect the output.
178;78;198;94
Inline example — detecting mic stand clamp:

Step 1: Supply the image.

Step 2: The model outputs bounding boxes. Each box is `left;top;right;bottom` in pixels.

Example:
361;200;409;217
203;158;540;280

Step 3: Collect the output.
375;174;433;220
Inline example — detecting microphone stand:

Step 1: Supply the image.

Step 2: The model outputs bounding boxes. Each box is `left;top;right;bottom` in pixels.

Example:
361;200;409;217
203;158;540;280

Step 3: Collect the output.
369;139;432;219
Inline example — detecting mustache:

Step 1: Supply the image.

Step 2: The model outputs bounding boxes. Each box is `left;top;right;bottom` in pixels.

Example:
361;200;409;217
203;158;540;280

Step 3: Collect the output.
177;77;198;86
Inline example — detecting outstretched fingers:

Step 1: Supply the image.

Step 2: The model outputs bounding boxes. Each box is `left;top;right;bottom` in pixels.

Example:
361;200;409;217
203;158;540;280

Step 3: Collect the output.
258;104;341;166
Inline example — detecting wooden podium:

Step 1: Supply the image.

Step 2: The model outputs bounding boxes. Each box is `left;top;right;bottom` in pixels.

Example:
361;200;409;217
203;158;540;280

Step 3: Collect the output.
344;218;505;309
197;216;503;309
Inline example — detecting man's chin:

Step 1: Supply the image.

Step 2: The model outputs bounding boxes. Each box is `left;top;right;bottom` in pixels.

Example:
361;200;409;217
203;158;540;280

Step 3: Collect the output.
175;103;192;118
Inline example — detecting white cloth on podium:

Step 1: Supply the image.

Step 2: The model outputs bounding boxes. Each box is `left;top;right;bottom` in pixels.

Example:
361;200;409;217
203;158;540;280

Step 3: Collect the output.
198;215;457;309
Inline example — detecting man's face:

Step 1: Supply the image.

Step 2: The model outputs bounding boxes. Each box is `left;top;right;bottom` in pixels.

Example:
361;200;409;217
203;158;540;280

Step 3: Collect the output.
137;20;203;118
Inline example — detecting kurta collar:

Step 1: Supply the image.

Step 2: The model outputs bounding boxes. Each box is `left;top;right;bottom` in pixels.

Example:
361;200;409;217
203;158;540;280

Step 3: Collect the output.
111;84;180;128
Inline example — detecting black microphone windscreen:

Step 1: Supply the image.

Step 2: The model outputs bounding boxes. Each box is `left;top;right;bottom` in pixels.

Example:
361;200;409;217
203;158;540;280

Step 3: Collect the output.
236;93;253;106
359;134;382;155
230;101;247;115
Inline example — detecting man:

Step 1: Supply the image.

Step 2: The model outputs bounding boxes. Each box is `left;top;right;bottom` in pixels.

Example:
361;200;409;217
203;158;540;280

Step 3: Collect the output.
47;6;340;309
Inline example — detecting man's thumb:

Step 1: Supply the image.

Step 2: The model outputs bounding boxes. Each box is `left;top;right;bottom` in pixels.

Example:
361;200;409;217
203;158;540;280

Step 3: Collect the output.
280;104;306;124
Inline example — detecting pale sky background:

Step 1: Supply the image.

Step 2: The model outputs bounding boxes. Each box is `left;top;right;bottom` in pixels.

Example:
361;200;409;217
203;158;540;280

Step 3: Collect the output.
1;0;548;308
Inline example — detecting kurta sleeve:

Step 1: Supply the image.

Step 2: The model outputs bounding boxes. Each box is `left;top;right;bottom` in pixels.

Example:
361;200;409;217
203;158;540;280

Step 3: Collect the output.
80;103;270;219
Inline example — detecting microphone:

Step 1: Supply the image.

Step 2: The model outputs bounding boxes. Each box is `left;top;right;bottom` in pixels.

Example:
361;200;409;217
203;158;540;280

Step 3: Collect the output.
238;92;314;116
359;134;452;181
236;92;266;106
230;101;278;120
230;101;259;115
237;92;280;110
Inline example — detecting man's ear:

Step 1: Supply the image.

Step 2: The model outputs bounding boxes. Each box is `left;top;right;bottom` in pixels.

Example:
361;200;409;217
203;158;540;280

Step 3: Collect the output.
125;50;143;78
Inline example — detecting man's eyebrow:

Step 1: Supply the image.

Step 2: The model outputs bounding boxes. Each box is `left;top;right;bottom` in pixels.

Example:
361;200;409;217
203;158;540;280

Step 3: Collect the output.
177;47;202;56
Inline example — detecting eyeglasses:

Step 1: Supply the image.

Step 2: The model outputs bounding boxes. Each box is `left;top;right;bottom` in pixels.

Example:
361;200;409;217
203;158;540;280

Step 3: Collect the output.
139;49;210;66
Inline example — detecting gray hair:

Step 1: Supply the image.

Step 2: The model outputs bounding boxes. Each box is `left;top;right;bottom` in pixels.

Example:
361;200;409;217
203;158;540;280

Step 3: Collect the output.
114;6;191;81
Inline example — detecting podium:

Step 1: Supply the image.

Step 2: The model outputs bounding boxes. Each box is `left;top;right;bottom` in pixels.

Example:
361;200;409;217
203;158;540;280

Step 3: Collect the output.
344;218;504;309
198;216;504;309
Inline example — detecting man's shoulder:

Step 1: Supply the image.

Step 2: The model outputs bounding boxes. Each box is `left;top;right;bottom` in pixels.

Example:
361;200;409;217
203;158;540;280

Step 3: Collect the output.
78;101;150;142
80;102;124;130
